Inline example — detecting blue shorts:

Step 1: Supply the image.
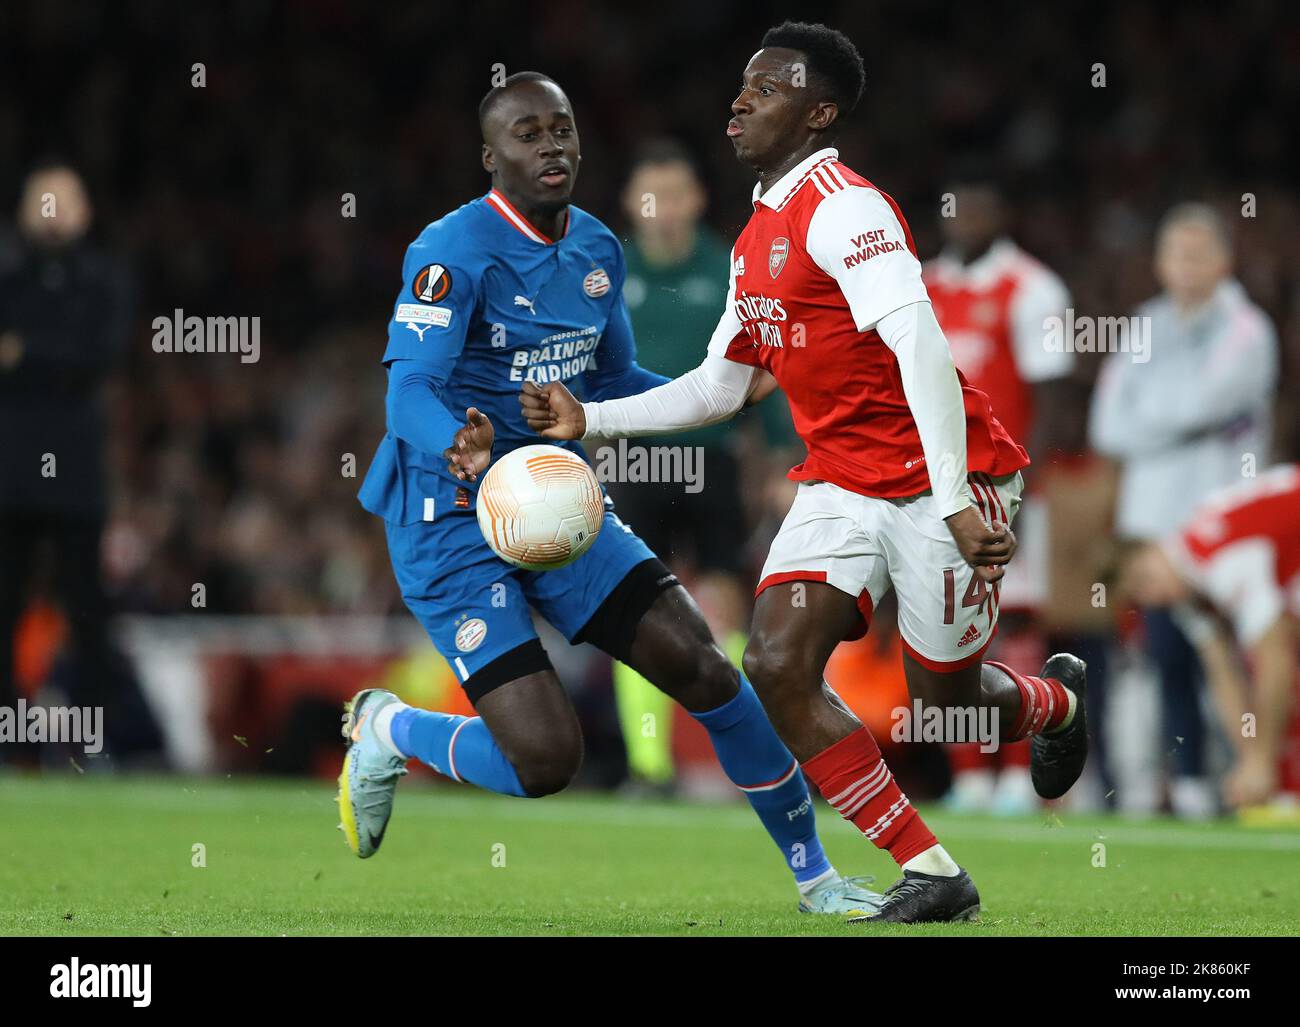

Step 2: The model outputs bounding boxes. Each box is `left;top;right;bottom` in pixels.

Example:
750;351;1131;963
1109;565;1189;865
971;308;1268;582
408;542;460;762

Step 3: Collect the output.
385;485;658;692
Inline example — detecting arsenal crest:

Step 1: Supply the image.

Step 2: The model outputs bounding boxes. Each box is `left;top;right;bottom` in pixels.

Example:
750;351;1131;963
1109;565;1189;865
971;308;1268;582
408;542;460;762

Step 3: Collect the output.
768;237;789;278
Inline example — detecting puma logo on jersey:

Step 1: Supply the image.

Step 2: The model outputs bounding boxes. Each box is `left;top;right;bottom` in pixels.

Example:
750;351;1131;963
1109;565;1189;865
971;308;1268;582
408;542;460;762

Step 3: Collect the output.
405;322;432;341
514;295;537;315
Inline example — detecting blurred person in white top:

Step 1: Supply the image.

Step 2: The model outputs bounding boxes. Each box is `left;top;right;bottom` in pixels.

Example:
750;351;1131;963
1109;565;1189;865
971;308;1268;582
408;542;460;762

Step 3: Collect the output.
1090;203;1279;818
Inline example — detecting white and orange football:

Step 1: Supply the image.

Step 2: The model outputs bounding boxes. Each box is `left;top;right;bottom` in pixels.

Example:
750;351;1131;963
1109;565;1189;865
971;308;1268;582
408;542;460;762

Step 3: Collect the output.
475;444;604;571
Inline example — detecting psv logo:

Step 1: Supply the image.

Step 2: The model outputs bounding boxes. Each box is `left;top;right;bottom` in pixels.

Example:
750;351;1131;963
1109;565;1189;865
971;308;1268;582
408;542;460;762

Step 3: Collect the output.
583;268;611;297
454;616;487;653
768;237;789;278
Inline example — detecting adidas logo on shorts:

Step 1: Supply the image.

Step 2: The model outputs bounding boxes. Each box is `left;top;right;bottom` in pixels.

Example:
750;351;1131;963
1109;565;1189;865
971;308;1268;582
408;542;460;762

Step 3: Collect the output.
957;623;982;648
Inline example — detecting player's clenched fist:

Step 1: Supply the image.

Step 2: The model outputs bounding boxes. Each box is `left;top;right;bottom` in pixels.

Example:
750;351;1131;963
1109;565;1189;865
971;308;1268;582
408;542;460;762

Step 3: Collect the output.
519;380;586;440
443;407;494;482
944;506;1017;584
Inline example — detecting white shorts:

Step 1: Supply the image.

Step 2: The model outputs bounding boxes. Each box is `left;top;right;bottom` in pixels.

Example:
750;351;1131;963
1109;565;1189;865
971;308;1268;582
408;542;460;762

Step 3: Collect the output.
756;471;1025;671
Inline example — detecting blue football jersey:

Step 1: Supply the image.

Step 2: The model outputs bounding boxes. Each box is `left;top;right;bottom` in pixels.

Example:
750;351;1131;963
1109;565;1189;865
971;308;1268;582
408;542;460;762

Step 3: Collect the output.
358;189;666;525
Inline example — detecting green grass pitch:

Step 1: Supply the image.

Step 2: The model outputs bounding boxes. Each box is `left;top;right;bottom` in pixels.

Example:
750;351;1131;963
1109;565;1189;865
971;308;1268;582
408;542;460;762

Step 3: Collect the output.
1;774;1296;936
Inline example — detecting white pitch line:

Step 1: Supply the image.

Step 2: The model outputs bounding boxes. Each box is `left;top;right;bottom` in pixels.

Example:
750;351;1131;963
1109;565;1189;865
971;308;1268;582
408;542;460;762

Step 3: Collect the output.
396;793;1300;852
4;781;1300;853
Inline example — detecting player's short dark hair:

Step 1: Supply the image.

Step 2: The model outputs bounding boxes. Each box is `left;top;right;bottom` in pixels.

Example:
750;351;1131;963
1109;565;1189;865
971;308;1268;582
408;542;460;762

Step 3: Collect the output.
761;21;866;117
478;71;565;133
626;138;700;181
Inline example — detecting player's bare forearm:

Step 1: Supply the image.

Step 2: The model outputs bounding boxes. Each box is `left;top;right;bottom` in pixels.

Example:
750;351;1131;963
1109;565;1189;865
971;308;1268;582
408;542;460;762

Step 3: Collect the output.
1251;617;1296;759
1216;617;1293;807
1196;621;1254;758
519;380;586;440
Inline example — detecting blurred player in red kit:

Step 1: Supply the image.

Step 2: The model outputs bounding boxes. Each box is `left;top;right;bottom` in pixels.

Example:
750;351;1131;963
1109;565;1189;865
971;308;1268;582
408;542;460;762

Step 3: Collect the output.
1125;465;1300;811
519;21;1090;922
923;167;1075;814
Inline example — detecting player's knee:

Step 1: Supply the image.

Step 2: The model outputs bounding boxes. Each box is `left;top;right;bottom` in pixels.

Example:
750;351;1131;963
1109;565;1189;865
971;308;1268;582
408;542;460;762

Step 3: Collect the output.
679;646;739;714
742;632;807;697
512;738;583;798
516;758;579;798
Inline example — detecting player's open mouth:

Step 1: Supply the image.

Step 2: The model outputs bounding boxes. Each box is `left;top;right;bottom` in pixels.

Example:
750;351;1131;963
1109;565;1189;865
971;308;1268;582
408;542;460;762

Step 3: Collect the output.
538;166;569;186
726;119;744;137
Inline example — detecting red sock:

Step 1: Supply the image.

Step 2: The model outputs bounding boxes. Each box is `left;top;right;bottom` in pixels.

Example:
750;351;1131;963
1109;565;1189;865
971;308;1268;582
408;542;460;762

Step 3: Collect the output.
985;660;1071;740
802;726;937;867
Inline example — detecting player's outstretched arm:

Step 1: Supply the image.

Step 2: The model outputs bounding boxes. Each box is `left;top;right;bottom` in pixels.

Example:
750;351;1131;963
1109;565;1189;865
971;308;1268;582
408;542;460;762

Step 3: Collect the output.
519;354;756;441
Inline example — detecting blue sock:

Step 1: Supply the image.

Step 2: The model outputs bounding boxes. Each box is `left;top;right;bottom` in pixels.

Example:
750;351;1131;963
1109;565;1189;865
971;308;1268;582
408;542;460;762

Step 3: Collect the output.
391;708;528;797
691;675;832;885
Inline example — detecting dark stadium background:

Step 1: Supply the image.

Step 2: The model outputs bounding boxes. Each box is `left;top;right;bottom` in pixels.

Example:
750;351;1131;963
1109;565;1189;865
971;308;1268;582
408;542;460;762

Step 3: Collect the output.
1;0;1298;790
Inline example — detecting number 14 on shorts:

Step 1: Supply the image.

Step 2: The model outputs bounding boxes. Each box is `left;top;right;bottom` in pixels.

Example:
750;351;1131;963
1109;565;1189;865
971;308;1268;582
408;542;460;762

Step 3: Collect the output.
942;567;996;626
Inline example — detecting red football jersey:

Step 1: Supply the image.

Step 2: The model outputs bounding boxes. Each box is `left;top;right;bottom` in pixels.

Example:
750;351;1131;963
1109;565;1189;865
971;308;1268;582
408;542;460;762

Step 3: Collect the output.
708;149;1028;499
923;239;1073;448
1166;463;1300;644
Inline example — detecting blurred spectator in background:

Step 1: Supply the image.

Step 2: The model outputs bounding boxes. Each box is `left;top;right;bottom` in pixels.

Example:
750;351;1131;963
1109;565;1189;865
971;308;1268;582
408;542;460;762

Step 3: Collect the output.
0;162;164;767
1089;203;1279;817
602;140;740;793
1122;463;1300;814
924;166;1075;815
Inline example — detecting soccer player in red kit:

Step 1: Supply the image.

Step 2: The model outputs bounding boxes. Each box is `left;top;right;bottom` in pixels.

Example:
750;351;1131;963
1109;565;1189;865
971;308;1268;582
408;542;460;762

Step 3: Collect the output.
1125;465;1300;810
517;21;1089;922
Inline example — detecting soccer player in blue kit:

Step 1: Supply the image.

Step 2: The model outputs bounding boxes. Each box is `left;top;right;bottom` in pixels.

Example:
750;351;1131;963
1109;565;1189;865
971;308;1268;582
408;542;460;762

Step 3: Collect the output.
338;71;879;916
